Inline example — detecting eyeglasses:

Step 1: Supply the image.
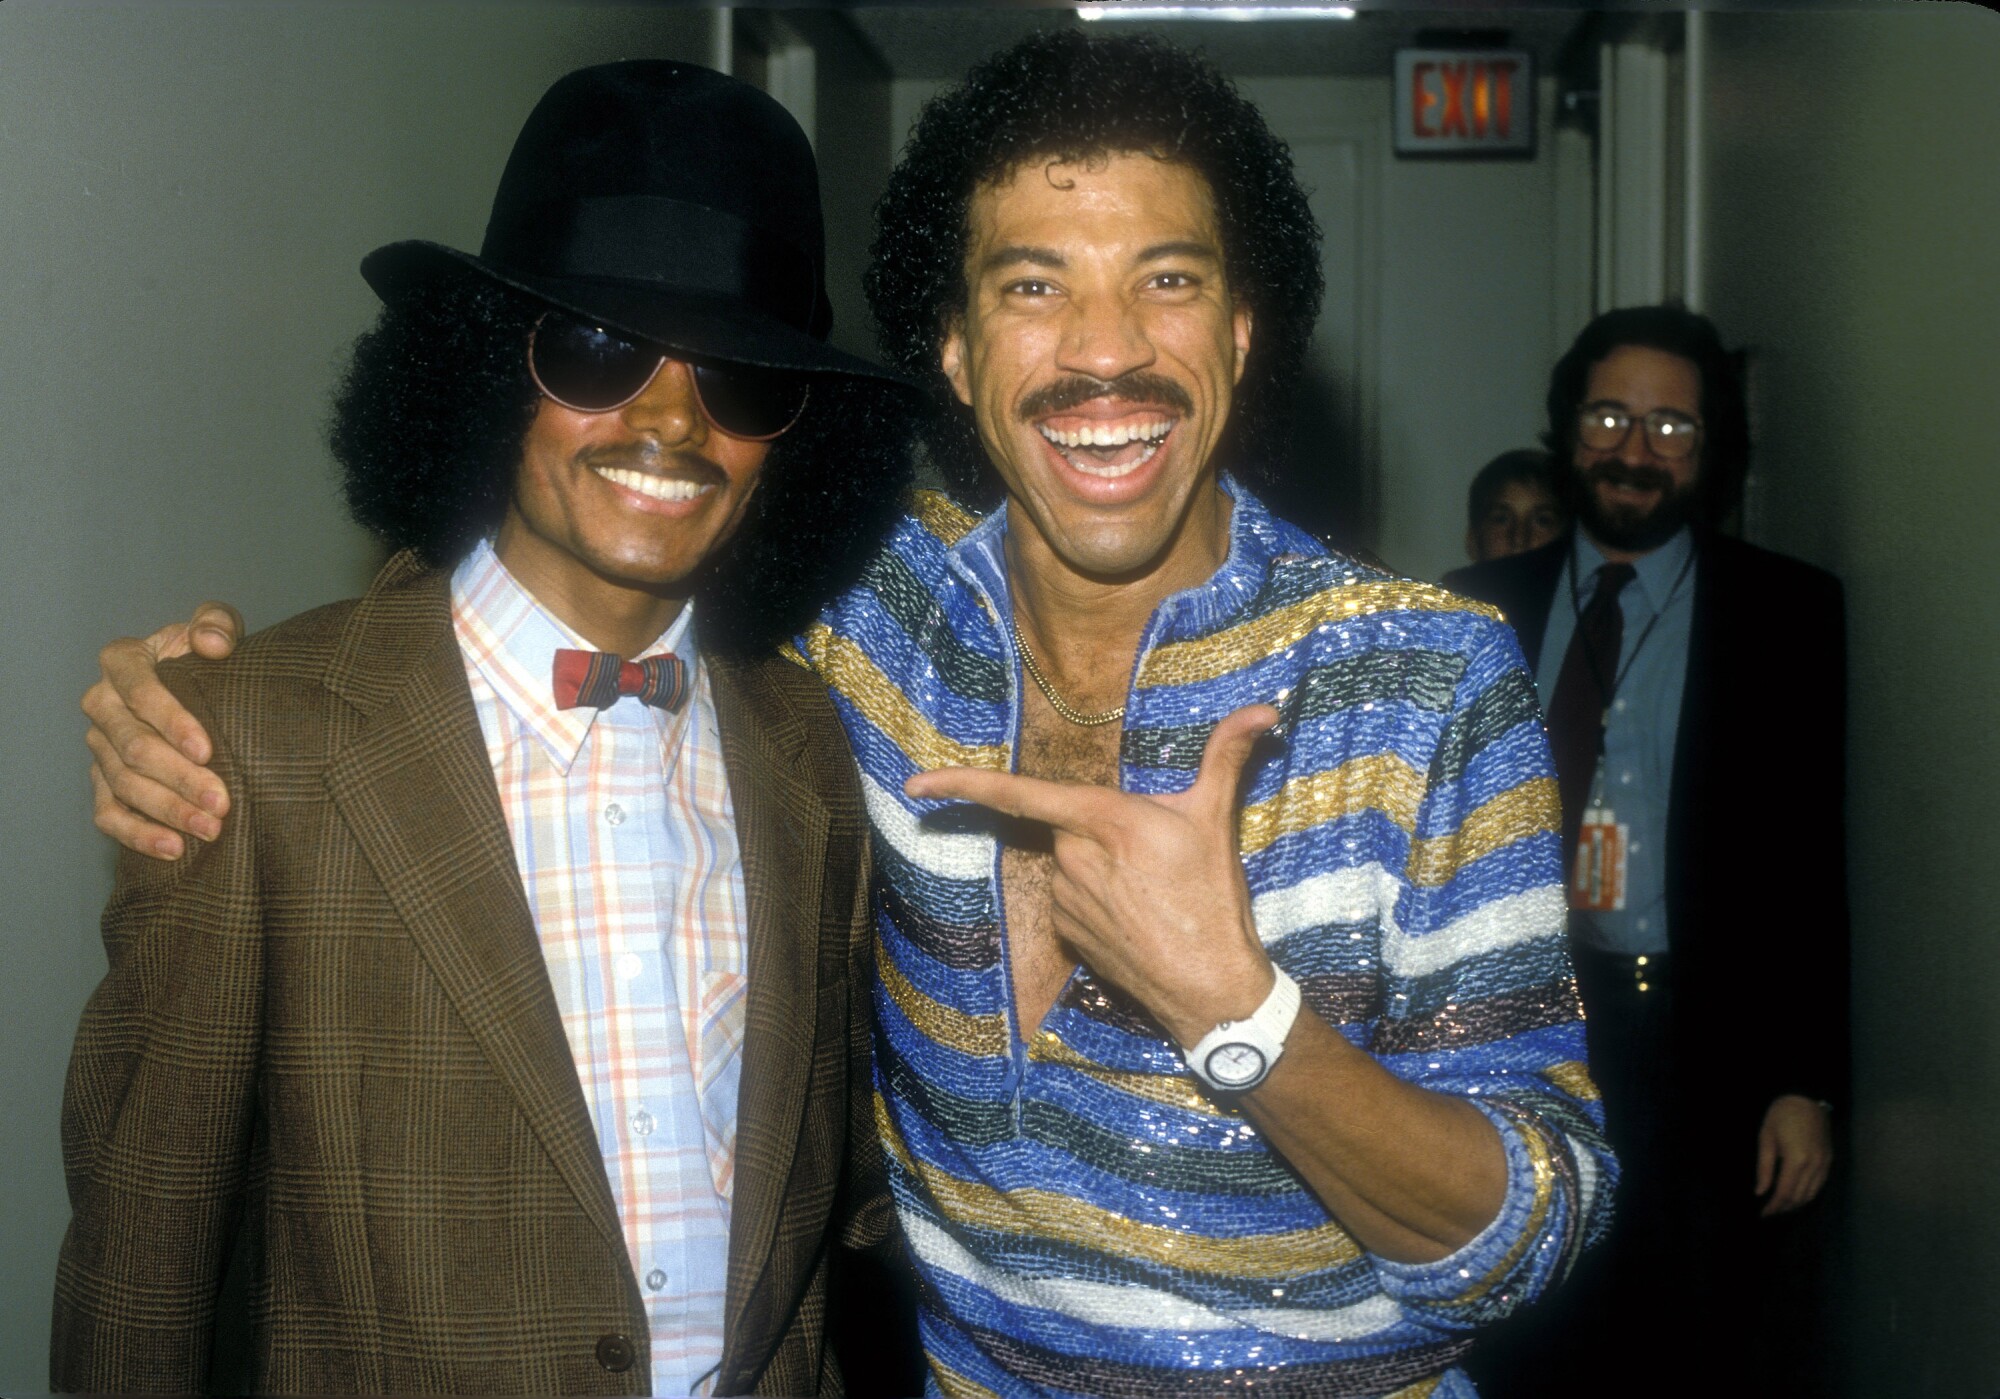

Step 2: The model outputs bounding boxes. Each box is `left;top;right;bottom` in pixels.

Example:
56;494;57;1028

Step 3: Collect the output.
1575;401;1703;460
528;312;809;440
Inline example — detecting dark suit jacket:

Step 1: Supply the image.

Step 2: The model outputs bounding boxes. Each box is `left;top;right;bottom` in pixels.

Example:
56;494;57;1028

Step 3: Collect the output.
52;552;888;1395
1445;530;1850;1133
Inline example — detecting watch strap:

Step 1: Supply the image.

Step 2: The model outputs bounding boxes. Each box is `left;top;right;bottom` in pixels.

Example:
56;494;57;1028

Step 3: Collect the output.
1182;967;1302;1092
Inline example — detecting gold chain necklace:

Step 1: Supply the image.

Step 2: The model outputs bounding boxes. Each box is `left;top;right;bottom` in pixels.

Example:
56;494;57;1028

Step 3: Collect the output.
1009;619;1125;727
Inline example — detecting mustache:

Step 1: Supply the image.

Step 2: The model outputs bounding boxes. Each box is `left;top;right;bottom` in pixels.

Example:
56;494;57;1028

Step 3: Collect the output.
578;439;725;484
1017;372;1194;423
1581;459;1677;495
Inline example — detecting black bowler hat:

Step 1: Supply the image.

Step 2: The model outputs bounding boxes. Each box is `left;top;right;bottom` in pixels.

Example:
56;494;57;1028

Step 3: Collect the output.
361;60;903;385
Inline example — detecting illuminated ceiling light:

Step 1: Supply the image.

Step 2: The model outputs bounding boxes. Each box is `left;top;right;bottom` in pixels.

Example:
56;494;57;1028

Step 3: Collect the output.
1077;5;1359;20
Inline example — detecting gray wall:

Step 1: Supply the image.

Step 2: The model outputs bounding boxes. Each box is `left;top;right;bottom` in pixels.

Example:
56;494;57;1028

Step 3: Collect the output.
0;2;720;1384
1697;6;2000;1394
1239;74;1580;581
786;10;896;359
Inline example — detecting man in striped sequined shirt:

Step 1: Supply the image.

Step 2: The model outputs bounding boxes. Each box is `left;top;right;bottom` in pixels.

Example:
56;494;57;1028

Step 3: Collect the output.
810;31;1617;1396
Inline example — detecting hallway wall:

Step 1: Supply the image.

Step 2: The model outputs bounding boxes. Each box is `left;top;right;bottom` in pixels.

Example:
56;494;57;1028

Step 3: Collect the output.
1696;6;2000;1393
1240;75;1578;580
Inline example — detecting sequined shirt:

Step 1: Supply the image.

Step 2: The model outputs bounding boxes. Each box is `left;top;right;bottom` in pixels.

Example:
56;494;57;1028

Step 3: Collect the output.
795;483;1616;1398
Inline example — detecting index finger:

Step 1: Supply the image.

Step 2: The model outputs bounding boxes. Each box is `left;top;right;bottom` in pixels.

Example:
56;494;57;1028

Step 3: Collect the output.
1753;1125;1777;1197
98;634;214;765
904;766;1115;833
1762;1155;1805;1216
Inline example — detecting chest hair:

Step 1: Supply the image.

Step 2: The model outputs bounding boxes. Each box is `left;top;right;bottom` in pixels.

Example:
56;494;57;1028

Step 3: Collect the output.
1001;701;1123;1035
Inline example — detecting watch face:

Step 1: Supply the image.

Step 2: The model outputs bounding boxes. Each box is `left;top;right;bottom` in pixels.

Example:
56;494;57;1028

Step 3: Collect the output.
1204;1041;1268;1089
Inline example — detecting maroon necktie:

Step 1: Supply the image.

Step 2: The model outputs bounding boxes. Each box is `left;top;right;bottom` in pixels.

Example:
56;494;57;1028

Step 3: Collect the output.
1546;562;1636;866
552;648;689;712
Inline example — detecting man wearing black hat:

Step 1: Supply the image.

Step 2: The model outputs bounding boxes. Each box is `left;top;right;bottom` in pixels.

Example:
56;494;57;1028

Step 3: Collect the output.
53;63;914;1396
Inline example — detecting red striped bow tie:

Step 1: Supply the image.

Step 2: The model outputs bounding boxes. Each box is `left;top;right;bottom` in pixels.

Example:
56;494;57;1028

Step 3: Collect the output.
552;648;690;712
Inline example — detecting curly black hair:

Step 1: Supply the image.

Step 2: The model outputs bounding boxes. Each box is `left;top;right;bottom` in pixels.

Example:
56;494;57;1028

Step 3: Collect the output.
865;28;1323;511
1544;303;1752;529
328;271;917;656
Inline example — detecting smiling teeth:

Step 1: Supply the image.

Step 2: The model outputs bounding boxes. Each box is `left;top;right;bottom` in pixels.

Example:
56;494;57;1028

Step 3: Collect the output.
1037;419;1173;449
595;466;712;502
1065;442;1160;478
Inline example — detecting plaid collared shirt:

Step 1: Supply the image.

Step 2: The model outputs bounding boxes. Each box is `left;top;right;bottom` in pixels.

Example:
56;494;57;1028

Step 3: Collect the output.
452;539;747;1397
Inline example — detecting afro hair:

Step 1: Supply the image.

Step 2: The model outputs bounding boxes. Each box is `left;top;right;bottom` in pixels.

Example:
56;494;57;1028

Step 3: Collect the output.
329;271;918;656
865;28;1324;512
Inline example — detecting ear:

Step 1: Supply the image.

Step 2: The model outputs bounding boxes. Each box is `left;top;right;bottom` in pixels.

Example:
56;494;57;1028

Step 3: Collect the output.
939;316;974;408
1231;303;1254;385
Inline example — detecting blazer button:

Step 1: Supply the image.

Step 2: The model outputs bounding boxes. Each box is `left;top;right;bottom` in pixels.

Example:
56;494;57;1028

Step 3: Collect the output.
595;1333;635;1373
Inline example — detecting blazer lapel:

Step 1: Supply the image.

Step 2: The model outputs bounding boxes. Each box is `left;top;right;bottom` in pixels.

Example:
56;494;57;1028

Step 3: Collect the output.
319;556;627;1260
1510;535;1570;672
706;650;833;1382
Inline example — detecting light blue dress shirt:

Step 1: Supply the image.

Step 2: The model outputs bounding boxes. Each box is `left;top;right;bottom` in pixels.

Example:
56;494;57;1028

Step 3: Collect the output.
451;540;744;1397
1533;528;1696;956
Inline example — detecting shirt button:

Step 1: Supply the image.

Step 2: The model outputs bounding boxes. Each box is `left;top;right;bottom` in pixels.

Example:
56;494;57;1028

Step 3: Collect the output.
630;1108;655;1137
604;803;626;826
617;953;644;981
1614;698;1627;712
646;1268;668;1291
596;1333;635;1373
1637;918;1650;932
1619;771;1633;785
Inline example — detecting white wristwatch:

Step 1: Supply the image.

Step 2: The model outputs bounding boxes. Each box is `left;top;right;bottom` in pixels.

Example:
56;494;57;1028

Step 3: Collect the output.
1181;968;1302;1093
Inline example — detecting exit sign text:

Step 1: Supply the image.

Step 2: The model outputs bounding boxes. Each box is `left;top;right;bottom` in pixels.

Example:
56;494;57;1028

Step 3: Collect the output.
1394;50;1535;157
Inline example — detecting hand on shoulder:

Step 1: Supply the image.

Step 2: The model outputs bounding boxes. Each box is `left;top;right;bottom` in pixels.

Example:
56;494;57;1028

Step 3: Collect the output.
83;601;244;859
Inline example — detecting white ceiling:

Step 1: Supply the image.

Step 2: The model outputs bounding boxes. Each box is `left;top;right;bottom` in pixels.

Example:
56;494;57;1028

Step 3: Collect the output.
841;5;1594;81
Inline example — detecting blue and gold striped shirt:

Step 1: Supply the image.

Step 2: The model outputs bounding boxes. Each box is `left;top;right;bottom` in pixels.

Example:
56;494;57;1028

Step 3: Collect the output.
796;483;1615;1398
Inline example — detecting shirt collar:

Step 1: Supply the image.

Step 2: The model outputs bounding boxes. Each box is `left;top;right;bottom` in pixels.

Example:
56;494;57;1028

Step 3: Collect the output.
1573;525;1695;612
450;537;697;773
943;472;1284;637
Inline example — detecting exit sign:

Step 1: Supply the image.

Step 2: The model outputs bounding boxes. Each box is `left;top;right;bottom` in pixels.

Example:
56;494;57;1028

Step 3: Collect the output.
1394;50;1535;157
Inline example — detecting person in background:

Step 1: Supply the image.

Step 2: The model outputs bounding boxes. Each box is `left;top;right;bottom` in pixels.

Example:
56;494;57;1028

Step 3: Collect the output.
53;62;916;1396
1465;447;1567;562
1445;303;1848;1398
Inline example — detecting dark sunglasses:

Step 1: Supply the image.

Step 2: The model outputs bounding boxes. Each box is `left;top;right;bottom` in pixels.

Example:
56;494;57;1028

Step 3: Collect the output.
528;312;809;440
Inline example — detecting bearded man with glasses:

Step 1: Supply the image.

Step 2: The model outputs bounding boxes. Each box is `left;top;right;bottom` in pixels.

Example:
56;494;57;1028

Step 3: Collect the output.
51;63;920;1396
1445;303;1850;1396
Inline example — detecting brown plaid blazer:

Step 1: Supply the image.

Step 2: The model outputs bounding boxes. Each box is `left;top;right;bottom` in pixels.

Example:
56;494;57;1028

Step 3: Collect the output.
52;552;889;1395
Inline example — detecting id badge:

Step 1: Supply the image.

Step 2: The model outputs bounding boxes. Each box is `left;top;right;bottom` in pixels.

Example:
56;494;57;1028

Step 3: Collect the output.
1570;808;1629;912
